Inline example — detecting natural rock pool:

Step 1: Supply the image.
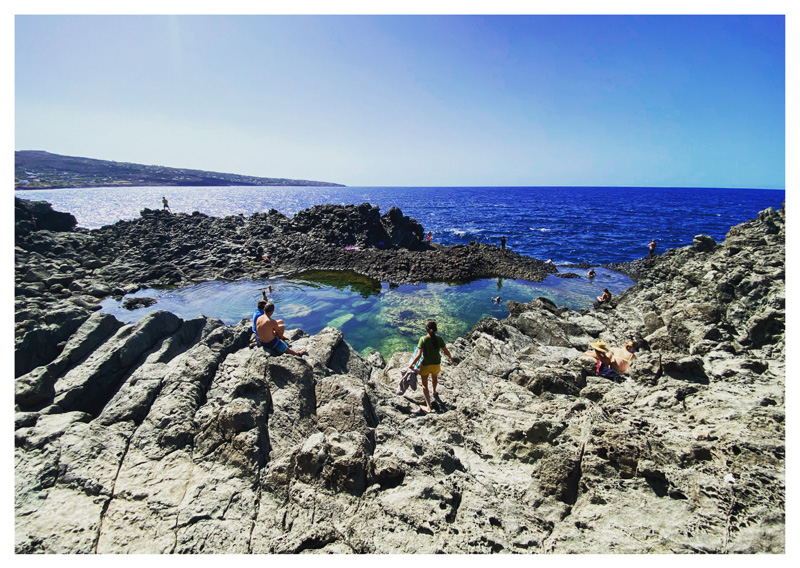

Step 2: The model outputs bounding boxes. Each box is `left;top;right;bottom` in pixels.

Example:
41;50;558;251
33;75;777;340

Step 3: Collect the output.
100;268;634;358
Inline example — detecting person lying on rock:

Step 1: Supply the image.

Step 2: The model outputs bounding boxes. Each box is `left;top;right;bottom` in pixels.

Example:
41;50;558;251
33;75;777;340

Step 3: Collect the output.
610;340;637;376
583;340;623;381
407;319;454;414
256;302;307;357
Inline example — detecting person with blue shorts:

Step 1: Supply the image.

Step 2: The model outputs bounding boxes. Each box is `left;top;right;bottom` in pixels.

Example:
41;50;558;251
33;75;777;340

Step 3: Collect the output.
256;303;307;357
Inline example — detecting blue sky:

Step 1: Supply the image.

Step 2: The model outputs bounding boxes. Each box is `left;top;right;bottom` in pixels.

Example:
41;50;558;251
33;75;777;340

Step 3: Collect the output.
15;14;785;188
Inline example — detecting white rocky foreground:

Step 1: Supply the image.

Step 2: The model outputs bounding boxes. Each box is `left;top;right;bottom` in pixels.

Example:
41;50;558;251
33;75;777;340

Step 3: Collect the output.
15;206;784;553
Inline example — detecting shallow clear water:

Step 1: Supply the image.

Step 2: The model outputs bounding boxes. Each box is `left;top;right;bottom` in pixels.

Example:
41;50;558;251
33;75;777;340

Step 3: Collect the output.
100;268;634;358
16;185;785;264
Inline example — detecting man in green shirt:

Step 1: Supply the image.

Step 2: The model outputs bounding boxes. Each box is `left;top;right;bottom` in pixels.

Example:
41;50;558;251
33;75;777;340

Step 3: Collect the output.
407;319;454;414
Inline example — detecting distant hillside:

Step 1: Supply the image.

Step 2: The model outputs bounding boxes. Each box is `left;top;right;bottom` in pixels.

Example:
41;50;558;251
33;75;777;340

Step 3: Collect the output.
14;151;345;189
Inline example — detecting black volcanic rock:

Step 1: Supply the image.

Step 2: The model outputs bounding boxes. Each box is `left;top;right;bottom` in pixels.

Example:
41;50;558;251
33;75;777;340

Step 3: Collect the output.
15;197;78;235
380;206;426;249
14;201;557;294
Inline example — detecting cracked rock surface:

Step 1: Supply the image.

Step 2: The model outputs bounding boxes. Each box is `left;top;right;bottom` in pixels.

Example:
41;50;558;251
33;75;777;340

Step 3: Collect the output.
14;202;784;553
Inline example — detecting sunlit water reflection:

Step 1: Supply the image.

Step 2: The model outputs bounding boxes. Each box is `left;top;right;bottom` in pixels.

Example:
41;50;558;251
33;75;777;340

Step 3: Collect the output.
100;268;634;358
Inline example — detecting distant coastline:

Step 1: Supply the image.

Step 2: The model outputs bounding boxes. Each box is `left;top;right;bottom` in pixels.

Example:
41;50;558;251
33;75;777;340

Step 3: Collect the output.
14;150;346;189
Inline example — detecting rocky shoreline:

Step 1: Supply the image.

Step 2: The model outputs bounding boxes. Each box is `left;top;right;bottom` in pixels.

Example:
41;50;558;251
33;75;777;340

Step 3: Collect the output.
13;198;558;377
14;198;785;553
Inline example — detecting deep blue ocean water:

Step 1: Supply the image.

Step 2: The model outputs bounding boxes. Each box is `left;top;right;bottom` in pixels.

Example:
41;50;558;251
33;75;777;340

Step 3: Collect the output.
15;185;784;264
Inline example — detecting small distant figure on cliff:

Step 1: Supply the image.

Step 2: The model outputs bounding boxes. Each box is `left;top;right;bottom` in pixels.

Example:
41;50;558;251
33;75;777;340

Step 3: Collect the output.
649;239;657;258
583;340;623;381
427;231;432;243
610;340;637;376
256;302;307;357
597;288;612;303
501;236;506;250
545;258;553;265
162;196;171;212
587;268;596;279
407;319;454;414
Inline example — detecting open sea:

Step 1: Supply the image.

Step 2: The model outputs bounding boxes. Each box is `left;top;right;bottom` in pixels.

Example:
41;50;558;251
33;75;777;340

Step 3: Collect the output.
16;185;784;265
16;185;784;357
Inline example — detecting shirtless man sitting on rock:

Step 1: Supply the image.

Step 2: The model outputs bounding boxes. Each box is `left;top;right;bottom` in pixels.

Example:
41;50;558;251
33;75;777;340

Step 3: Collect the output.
256;303;307;357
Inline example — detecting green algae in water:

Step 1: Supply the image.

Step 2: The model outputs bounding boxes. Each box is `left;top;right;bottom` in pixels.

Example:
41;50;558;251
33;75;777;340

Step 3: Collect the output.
100;269;633;359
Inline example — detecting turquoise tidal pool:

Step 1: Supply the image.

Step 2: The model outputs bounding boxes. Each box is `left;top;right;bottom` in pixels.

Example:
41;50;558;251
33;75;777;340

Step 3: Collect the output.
100;268;634;358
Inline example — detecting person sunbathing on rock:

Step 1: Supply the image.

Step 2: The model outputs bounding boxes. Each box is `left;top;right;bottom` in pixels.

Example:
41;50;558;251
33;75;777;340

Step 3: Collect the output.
256;302;307;357
407;319;453;414
610;340;637;375
583;340;623;381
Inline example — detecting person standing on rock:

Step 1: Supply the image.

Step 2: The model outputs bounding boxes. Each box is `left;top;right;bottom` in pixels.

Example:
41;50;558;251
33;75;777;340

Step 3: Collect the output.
501;236;506;250
162;196;171;212
649;239;657;258
407;319;453;414
256;303;307;357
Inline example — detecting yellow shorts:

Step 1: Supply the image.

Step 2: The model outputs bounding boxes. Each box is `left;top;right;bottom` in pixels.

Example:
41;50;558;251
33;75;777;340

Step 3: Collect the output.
419;364;441;376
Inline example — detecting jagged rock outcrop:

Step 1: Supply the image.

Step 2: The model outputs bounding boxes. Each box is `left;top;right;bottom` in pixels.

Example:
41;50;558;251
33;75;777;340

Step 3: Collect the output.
15;198;78;234
14;203;784;553
14;198;556;291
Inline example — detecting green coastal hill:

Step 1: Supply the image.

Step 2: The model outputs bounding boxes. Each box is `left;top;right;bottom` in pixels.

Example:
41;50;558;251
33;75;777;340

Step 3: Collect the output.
14;150;345;189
